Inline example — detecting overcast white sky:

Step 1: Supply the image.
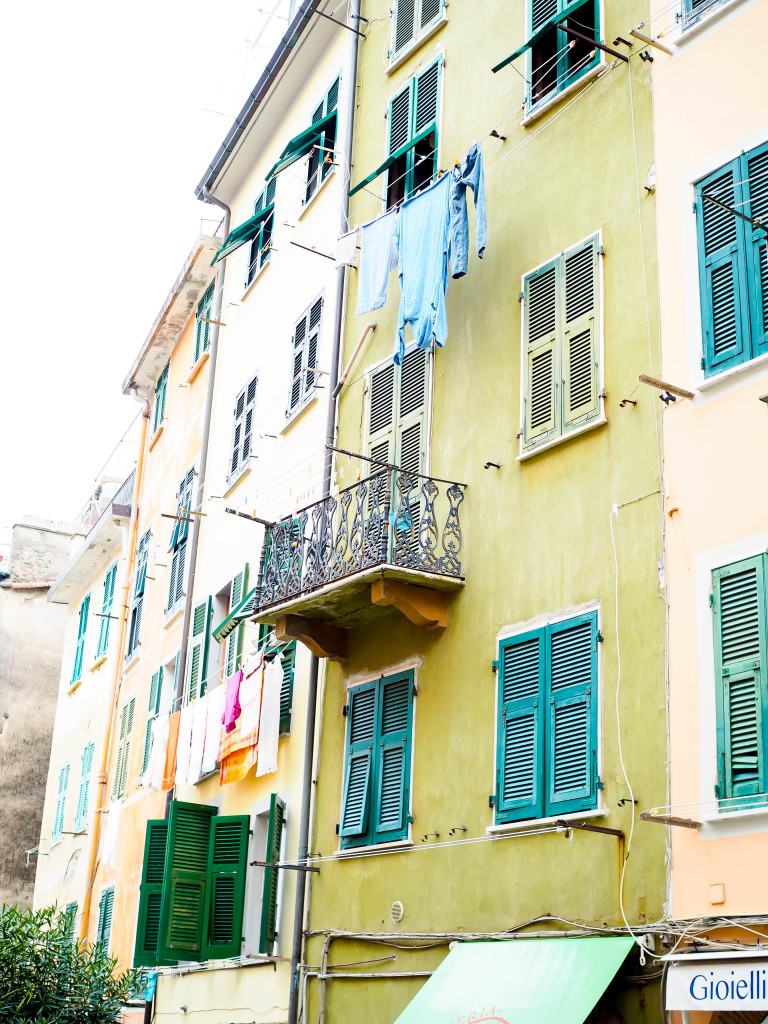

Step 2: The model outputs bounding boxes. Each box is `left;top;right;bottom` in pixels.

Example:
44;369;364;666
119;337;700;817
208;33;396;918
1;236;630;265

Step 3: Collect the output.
0;0;290;541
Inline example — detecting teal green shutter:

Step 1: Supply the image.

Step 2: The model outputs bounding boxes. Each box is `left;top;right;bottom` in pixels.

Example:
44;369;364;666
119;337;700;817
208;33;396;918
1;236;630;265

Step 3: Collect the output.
546;614;597;814
394;0;416;53
373;673;413;841
96;887;115;950
53;764;70;840
188;598;212;702
523;260;559;449
157;801;216;962
713;556;768;803
259;794;286;955
339;682;377;843
74;742;94;831
496;631;545;822
134;819;169;967
225;566;249;677
202;815;250;960
279;644;296;735
696;159;751;376
72;594;90;683
562;239;599;429
128;530;150;658
153;362;169;434
61;902;77;945
143;668;164;773
96;563;117;658
743;143;768;360
195;281;214;363
112;697;135;800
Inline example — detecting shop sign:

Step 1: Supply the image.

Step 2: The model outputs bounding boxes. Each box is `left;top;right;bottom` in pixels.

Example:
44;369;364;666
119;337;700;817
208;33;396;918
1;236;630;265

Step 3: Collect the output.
667;962;768;1010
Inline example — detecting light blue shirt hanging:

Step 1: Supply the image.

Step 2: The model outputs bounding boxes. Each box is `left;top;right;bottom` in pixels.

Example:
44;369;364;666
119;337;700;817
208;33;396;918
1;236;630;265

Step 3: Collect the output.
450;141;487;279
392;173;452;366
355;209;397;315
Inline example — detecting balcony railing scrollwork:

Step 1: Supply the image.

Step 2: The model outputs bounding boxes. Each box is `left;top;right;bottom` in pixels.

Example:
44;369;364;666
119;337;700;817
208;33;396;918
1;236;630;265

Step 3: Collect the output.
257;468;465;610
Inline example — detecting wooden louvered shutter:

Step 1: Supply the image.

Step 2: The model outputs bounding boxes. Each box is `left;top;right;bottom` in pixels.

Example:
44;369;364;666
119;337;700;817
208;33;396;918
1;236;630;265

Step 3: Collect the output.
546;614;597;814
414;60;440;135
373;674;413;840
396;347;428;476
743;144;768;359
143;668;163;773
523;260;558;449
712;556;768;802
562;239;599;429
696;159;751;375
113;697;135;799
97;888;114;950
97;564;117;658
306;299;322;394
339;682;376;840
188;598;212;703
75;742;94;830
195;281;214;363
532;0;558;31
412;61;440;192
72;594;90;682
241;376;258;468
134;819;169;967
202;816;250;960
225;566;249;677
497;631;545;822
289;314;307;413
230;387;246;478
259;794;286;954
279;643;296;734
54;764;70;839
420;0;442;28
388;85;411;158
158;801;216;962
367;361;396;471
394;0;416;54
62;902;77;945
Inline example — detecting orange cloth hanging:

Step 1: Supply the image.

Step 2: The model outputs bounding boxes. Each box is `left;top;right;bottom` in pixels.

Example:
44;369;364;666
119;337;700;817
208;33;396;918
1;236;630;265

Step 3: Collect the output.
161;711;181;791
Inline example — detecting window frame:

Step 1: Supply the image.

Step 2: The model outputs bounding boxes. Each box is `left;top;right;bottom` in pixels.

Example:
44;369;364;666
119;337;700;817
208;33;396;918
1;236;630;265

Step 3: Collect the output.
287;296;324;418
246;180;277;287
494;609;601;825
518;231;604;457
228;376;258;483
305;77;340;206
385;57;444;210
194;281;215;364
71;594;90;684
167;469;194;615
127;529;151;660
95;562;118;660
152;362;169;435
390;0;446;61
524;0;602;113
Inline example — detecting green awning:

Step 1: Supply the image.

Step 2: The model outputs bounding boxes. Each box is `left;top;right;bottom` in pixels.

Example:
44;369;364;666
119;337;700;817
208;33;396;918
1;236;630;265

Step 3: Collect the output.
211;205;274;266
348;124;435;198
393;937;634;1024
492;0;591;73
213;587;257;643
266;110;337;181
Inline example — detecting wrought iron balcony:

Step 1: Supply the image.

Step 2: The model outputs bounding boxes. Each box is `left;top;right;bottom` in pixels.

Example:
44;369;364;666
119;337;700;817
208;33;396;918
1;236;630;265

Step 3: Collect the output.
253;468;466;654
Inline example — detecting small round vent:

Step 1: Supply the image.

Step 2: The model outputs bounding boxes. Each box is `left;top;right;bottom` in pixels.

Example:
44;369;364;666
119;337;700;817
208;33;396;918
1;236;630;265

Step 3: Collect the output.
391;900;404;923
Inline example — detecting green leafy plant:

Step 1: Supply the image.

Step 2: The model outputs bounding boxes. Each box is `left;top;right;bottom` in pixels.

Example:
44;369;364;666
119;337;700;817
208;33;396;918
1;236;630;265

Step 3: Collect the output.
0;903;144;1023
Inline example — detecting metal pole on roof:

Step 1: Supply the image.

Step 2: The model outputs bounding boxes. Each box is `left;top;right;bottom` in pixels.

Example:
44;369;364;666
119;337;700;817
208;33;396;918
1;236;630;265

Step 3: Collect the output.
286;1;361;1022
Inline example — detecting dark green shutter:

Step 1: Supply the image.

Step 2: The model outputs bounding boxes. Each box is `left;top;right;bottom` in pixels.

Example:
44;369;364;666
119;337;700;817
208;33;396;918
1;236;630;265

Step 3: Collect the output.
496;631;545;822
713;556;768;802
339;682;376;840
96;887;115;950
546;614;597;814
744;143;768;360
195;281;214;363
157;801;216;963
96;563;117;658
373;675;413;840
188;598;212;702
134;819;169;967
279;644;296;734
696;159;751;375
259;794;286;955
143;668;164;773
225;566;249;677
72;594;90;683
202;816;250;960
153;362;169;434
62;902;77;945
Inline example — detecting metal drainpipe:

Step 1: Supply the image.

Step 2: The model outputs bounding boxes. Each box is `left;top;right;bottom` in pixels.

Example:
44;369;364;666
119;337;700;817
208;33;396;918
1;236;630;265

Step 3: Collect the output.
287;3;361;1022
164;192;231;819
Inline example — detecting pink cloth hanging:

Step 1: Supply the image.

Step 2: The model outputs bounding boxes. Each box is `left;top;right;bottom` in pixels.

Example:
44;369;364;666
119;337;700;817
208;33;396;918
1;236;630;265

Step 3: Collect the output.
222;670;243;734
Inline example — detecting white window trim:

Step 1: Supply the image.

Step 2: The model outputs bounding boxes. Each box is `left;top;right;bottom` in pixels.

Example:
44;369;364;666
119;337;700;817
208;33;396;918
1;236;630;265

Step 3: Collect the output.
666;0;759;47
695;531;768;836
493;599;603;827
680;125;768;400
487;805;609;836
517;230;605;459
386;9;448;75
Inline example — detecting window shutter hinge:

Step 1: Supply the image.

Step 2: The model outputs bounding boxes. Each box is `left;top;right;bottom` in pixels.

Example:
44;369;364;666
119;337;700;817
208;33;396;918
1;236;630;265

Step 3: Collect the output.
335;823;340;834
518;292;524;302
488;795;495;808
709;593;714;608
412;683;418;697
701;356;706;370
692;201;697;214
597;246;605;256
596;777;605;790
492;659;499;674
596;631;604;643
342;704;348;717
408;814;414;824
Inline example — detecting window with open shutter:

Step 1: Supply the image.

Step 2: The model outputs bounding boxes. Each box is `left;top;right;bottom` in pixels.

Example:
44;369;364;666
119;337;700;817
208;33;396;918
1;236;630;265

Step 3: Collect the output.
202;816;250;960
187;598;212;704
96;887;115;950
392;0;444;57
340;672;414;849
96;563;117;659
229;377;258;481
195;281;215;363
259;794;285;955
695;142;768;377
153;362;169;435
386;60;442;209
528;0;600;109
225;566;249;678
157;801;216;963
683;0;721;25
112;697;135;800
522;235;601;453
61;902;78;945
287;298;323;417
168;469;194;613
74;742;94;831
306;77;340;204
496;612;598;823
127;529;150;659
134;819;169;967
71;594;90;684
52;764;70;841
712;555;768;807
279;644;296;734
143;668;164;774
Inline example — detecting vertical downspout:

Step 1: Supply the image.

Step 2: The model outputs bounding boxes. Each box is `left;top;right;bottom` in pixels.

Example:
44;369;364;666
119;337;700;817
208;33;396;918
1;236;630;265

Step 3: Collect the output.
165;192;231;817
287;3;361;1022
79;399;150;942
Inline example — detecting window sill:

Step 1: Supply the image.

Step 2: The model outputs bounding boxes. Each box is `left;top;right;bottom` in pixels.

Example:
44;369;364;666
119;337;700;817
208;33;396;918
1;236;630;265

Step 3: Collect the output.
700;803;768;840
282;394;318;435
164;603;185;629
124;650;140;673
186;350;210;386
148;424;164;452
89;655;108;672
299;167;336;221
386;14;448;75
522;61;607;127
223;463;252;498
242;258;271;302
672;0;753;46
487;806;607;836
334;838;413;859
68;678;82;693
694;351;768;401
517;415;607;462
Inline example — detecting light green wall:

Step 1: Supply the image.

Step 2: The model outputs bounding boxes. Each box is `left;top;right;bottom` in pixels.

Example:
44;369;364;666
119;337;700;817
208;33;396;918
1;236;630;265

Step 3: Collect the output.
307;1;665;1022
